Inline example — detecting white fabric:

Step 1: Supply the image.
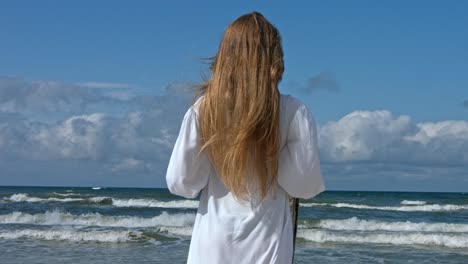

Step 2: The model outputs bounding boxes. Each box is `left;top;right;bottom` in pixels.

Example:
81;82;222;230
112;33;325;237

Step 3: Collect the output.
166;94;325;264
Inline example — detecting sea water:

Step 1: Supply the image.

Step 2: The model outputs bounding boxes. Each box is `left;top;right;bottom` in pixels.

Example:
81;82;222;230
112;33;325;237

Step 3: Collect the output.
0;186;467;263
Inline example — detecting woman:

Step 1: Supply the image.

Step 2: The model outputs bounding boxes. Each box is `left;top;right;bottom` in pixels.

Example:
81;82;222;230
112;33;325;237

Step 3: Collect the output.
166;11;325;264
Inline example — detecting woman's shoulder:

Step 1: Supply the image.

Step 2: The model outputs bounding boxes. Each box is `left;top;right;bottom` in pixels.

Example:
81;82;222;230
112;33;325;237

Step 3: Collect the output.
187;95;204;117
280;93;304;109
279;93;311;118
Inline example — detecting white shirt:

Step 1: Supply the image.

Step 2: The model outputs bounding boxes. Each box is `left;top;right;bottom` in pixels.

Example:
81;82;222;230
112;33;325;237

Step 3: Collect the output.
166;93;325;264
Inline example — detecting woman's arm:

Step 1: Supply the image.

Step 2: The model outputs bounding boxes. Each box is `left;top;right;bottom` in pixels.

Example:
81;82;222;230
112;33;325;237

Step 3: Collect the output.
278;103;325;199
166;107;210;199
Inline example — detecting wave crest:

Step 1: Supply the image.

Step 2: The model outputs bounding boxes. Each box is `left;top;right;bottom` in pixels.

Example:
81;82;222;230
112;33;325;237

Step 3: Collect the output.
300;202;468;212
298;230;468;248
3;193;199;209
401;200;427;205
0;210;195;228
0;229;142;243
309;217;468;233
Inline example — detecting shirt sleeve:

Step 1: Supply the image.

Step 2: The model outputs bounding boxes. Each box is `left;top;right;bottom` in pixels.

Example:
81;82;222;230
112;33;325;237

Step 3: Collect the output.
277;104;325;199
166;107;211;199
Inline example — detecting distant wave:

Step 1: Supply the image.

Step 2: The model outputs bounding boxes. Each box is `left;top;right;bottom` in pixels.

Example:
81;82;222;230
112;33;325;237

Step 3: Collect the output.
298;230;468;248
0;210;195;228
400;200;427;205
6;193;466;211
5;193;84;203
3;193;199;209
51;192;82;197
110;198;199;209
307;217;468;233
300;202;468;212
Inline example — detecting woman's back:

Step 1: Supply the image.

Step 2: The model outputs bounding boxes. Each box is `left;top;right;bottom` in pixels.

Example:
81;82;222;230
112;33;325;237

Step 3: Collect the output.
166;93;324;263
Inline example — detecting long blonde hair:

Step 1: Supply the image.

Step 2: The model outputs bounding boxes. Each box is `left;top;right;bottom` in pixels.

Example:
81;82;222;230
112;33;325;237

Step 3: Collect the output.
195;11;284;201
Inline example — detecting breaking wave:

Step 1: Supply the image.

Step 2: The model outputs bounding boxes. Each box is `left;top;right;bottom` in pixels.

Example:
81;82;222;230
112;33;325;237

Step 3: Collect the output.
0;210;195;228
0;210;196;242
5;193;84;203
300;202;468;212
51;192;82;197
307;217;468;233
2;193;199;209
110;198;199;209
298;230;468;248
0;229;145;243
401;200;427;205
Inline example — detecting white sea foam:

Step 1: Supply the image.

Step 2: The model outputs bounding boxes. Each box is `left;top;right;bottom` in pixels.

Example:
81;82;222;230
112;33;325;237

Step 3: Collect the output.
3;193;199;209
52;192;82;197
298;230;468;248
401;200;427;205
88;196;112;203
313;217;468;233
0;229;142;243
0;210;195;228
159;226;194;236
4;193;84;203
111;198;199;209
300;202;468;212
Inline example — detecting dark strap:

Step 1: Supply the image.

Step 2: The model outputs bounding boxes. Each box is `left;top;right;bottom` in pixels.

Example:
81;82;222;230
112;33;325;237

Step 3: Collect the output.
289;196;299;264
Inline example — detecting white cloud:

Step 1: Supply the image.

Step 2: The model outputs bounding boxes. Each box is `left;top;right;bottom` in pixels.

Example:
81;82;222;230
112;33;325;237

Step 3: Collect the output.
0;78;194;179
0;109;184;164
0;77;147;118
405;121;468;144
32;113;107;160
319;110;468;165
0;77;115;114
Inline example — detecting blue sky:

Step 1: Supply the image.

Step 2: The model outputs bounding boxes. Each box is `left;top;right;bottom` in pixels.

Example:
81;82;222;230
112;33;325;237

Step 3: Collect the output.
0;1;467;192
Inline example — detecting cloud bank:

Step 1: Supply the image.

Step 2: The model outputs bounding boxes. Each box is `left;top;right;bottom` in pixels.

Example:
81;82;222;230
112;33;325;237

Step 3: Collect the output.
0;77;466;191
319;110;468;165
0;77;194;187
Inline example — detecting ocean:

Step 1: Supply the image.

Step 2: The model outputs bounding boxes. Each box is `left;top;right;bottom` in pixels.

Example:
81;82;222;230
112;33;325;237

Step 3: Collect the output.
0;186;467;263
